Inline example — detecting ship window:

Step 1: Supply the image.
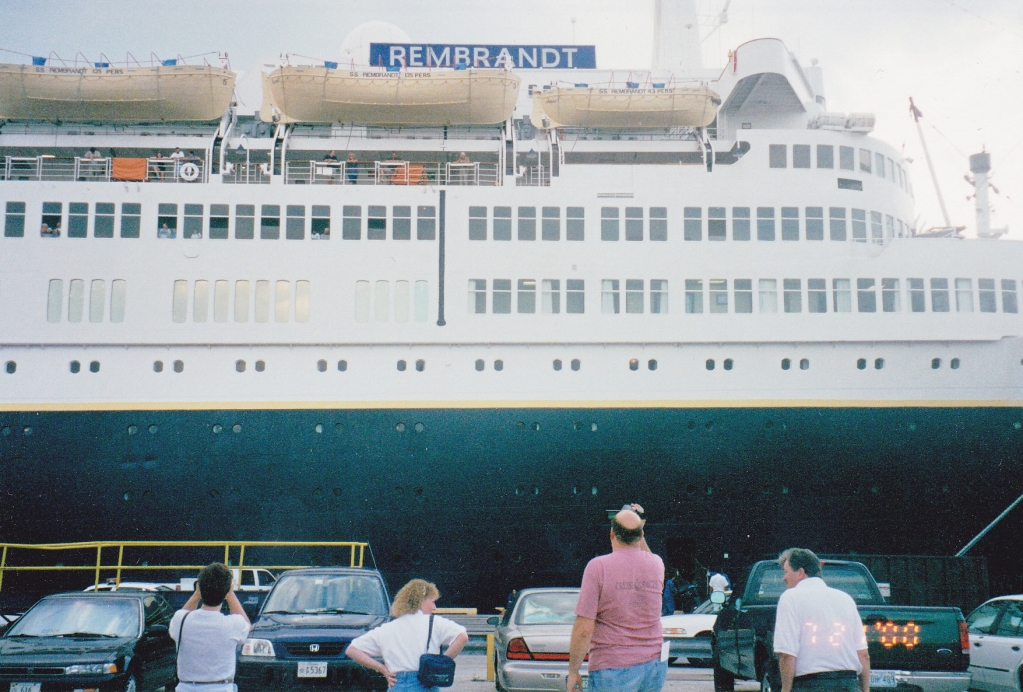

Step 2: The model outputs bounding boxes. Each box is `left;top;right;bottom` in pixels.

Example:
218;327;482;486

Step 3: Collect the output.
553;359;562;371
256;360;266;372
153;360;163;372
469;206;487;240
67;279;85;322
366;205;385;240
182;204;203;239
193;280;209;322
870;211;883;243
415;359;425;372
494;359;504;371
417;205;436;240
343;205;362;240
517;206;536;241
769;144;787;168
518;279;536;313
932;358;941;369
469;279;487;314
374;280;390;322
395;280;410;323
601;207;619;241
214;280;229;322
493;279;512;314
781;358;791;370
857;278;876;312
860;149;872;173
397;360;406;372
805;206;824;241
47;279;63;322
317;359;327;372
758;280;777;314
567;279;585;314
875;358;884;370
156;203;177;239
414;281;428;322
571;358;581;371
89;279;105;323
41;202;62;237
706;359;715;370
254;280;271;322
793;144;811;169
648;359;657;371
817;144;834;169
625;207;643;241
493;206;512;241
296;280;311;322
235;204;255;239
542;279;561;314
89;360;100;373
392;205;411;240
882;278;900;312
732;207;750;241
850;209;866;242
355;281;371;322
955;278;973;312
1002;279;1018;313
4;201;25;237
887;157;895;182
68;203;88;238
566;206;585;241
875;152;885;178
651;279;668;314
724;358;733;370
808;278;827;313
757;207;775;241
839;146;855;171
311;205;330;239
172;280;188;322
338;359;348;371
709;279;727;313
708;207;726;241
734;279;753;313
684;279;703;313
542;206;560;241
931;278;950;312
260;204;280;240
210;204;229;239
602;280;620;314
475;359;485;371
829;207;847;241
650;207;667;241
781;207;799;241
629;359;639;371
234;280;250;322
885;215;895;239
236;359;246;373
833;279;851;312
70;360;81;374
110;279;126;323
95;203;115;238
626;279;644;314
121;202;141;238
951;357;960;370
286;205;306;240
683;207;702;241
908;278;926;312
783;279;801;313
800;358;809;370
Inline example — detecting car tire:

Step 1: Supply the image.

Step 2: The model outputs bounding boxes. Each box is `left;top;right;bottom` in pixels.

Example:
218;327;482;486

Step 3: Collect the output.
124;674;138;692
761;670;775;692
714;662;735;692
494;653;507;692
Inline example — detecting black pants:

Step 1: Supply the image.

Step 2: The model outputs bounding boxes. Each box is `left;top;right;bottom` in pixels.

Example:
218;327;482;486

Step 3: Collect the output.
792;672;860;692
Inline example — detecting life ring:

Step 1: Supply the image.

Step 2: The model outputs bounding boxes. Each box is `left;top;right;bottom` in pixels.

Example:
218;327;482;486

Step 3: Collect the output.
179;163;200;181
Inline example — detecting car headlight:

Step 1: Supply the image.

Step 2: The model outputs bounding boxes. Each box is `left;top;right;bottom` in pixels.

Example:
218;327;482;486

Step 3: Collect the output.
241;638;276;657
662;627;687;636
65;663;118;675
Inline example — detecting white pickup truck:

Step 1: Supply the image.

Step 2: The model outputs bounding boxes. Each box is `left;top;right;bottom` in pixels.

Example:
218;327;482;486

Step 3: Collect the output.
178;568;278;593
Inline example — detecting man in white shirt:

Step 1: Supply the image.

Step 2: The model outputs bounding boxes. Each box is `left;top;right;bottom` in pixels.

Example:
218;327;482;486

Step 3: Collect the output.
773;549;870;692
710;572;730;593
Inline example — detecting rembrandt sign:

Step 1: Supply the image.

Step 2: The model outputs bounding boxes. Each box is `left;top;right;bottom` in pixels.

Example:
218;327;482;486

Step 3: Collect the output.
369;43;596;69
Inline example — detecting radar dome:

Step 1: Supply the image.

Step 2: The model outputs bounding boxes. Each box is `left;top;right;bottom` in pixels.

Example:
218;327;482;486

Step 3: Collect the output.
340;22;411;66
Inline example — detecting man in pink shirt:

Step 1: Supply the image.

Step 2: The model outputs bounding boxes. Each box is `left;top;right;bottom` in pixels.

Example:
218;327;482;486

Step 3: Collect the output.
567;504;667;692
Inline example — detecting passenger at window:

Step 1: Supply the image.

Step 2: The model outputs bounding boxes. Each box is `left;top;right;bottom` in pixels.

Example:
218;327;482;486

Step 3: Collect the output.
40;222;60;238
158;222;176;239
346;152;359;185
185;150;200;162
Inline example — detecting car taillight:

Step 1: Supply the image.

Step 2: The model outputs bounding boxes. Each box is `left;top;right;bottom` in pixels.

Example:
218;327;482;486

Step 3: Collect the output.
959;620;970;655
507;638;532;660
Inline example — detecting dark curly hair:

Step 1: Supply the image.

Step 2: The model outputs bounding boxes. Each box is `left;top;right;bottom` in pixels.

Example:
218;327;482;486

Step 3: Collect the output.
198;563;233;606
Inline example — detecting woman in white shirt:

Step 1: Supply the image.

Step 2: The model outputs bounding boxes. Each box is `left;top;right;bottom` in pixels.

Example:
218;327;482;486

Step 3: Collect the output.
346;579;468;691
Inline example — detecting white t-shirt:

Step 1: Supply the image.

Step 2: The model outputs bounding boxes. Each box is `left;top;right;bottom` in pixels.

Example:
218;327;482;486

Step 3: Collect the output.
349;611;466;674
773;577;867;676
710;573;730;592
170;608;250;682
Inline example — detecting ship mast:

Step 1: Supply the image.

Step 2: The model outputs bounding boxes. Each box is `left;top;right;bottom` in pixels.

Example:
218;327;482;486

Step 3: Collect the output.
909;97;952;228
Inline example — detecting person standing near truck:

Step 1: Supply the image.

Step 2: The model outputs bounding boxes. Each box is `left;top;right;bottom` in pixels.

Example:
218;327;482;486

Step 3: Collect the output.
774;548;870;692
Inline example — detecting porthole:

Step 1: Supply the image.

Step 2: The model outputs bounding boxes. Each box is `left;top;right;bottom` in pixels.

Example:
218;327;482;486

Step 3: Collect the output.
69;360;81;374
494;360;504;371
414;422;424;432
475;359;485;371
397;360;407;371
531;422;540;431
648;359;657;371
629;359;639;371
127;425;138;435
553;359;562;371
23;426;32;435
337;359;348;372
148;424;158;434
173;360;184;373
314;424;323;433
232;423;242;433
781;358;790;370
317;359;327;372
89;360;100;373
212;424;223;434
706;359;715;371
5;361;15;374
571;359;581;371
255;360;265;372
856;358;867;370
800;358;809;370
931;358;941;369
591;486;598;495
153;360;164;373
723;359;733;371
951;358;960;370
396;422;406;432
590;422;598;432
415;359;425;372
1;426;10;436
874;358;884;370
573;421;583;430
236;360;246;372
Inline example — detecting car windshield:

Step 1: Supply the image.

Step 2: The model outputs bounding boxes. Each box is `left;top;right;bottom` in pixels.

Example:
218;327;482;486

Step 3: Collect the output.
7;598;139;638
752;564;879;604
692;599;723;615
263;574;387;615
515;591;579;625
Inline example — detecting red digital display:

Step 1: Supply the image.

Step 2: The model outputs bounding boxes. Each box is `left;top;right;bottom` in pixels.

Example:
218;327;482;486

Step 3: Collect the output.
866;621;921;648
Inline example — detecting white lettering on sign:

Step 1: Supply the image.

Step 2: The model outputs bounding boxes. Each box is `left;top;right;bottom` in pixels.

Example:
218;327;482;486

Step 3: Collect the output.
389;46;406;65
542;48;561;67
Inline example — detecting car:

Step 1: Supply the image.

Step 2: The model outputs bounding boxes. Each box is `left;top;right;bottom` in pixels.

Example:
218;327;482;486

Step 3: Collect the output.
0;591;178;692
84;581;178;592
490;587;587;692
661;598;723;665
235;567;391;691
966;594;1023;692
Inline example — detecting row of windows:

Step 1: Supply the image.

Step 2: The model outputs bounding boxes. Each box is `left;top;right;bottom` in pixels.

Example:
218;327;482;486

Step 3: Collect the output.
47;279;127;323
354;281;431;323
171;280;311;323
767;144;910;192
468;279;591;314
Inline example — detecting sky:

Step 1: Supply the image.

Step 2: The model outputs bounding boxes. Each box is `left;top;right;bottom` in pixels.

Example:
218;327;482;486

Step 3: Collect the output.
1;0;1020;238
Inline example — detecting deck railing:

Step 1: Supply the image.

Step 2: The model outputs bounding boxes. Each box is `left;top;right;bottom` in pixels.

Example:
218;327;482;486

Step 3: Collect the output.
283;160;500;186
222;161;272;184
2;156;204;183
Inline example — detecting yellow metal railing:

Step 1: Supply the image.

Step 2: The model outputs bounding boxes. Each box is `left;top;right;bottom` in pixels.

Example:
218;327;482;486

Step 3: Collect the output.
0;541;369;592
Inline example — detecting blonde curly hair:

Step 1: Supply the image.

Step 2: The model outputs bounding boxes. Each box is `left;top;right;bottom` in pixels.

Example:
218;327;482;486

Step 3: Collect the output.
391;578;440;617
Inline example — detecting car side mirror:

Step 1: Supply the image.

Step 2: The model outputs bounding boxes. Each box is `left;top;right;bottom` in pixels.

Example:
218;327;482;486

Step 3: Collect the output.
487;617;499;626
710;591;726;604
146;624;169;637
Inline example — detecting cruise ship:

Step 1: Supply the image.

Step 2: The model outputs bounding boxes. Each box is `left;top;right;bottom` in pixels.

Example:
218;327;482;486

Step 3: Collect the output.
1;2;1021;607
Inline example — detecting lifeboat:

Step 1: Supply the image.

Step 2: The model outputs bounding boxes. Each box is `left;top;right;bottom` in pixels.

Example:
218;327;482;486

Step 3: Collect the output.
261;66;520;125
0;62;235;122
532;84;721;129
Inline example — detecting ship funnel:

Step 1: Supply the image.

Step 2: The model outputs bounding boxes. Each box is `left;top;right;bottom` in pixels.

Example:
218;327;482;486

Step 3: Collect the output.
652;0;703;72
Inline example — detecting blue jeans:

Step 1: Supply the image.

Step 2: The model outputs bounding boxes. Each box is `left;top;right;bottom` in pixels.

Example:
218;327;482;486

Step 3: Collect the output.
589;659;667;692
393;670;437;692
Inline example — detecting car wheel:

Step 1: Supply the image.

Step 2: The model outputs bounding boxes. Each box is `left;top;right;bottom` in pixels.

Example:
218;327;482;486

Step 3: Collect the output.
761;670;775;692
714;662;735;692
124;674;138;692
494;653;507;692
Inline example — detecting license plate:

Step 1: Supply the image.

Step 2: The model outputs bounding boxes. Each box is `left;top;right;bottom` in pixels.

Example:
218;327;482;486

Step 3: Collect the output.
12;684;41;692
870;670;897;688
297;661;328;678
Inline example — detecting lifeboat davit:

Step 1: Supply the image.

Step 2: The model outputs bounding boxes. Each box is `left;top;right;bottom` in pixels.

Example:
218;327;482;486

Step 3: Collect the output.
532;84;721;129
261;66;520;125
0;63;236;122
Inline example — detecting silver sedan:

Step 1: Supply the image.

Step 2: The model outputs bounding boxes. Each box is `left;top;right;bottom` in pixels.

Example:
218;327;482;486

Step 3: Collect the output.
491;588;588;692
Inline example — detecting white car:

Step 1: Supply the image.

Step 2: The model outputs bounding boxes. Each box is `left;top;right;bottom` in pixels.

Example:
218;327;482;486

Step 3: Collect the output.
661;598;723;665
967;595;1023;692
83;581;176;592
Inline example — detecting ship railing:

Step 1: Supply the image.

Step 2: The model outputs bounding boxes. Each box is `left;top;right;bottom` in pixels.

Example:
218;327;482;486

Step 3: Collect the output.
4;156;86;182
515;165;550;187
147;158;205;183
0;540;372;592
283;160;500;186
222;161;272;184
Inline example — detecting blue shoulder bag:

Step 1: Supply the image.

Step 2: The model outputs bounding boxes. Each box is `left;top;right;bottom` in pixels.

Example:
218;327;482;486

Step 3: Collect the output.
418;614;456;687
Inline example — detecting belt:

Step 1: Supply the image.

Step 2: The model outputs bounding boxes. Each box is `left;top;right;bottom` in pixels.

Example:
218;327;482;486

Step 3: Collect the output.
179;680;234;685
795;671;858;682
